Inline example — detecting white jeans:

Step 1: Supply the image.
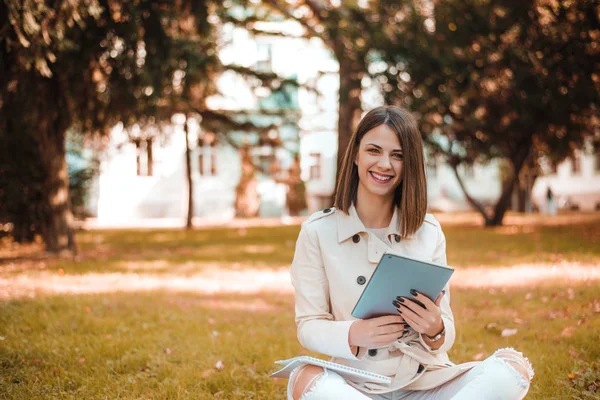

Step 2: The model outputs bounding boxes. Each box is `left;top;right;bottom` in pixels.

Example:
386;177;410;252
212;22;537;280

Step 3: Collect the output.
287;348;534;400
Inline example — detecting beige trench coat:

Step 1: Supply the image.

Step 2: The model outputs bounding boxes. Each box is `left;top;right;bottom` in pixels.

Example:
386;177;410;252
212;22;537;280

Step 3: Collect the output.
290;205;479;395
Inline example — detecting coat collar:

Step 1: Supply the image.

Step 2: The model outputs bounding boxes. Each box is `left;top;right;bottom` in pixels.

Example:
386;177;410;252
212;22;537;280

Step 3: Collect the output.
336;203;411;243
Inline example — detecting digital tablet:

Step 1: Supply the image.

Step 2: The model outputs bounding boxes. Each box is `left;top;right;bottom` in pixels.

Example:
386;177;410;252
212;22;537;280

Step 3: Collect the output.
351;252;454;319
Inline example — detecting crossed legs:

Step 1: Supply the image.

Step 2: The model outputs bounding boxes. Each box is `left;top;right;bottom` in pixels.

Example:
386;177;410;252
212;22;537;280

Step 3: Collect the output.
288;348;534;400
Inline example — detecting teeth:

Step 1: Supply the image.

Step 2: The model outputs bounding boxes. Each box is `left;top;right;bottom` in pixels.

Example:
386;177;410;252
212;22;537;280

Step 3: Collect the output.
371;172;392;181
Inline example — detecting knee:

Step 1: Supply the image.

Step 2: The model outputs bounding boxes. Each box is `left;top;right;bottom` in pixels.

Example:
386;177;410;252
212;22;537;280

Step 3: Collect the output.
494;348;535;383
290;365;325;400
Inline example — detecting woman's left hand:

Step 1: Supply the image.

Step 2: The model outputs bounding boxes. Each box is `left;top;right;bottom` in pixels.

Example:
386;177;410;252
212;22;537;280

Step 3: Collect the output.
393;290;445;337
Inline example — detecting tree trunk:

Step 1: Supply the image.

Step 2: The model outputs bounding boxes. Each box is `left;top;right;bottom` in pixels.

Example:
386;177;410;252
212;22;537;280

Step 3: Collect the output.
331;50;363;205
450;139;532;227
38;128;77;254
336;57;363;170
184;116;194;230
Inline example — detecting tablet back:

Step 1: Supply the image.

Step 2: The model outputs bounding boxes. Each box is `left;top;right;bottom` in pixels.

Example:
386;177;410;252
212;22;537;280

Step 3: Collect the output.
351;253;454;319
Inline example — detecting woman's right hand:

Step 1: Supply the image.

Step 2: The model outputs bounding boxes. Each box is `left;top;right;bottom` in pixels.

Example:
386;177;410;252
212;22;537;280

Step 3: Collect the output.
348;315;407;348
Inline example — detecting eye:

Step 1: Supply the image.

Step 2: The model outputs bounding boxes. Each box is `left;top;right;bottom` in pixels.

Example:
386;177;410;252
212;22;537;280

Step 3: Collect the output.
392;153;404;159
367;148;379;154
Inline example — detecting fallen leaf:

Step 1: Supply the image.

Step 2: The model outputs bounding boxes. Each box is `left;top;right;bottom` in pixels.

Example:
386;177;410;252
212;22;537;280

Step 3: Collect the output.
212;330;219;337
208;318;216;326
542;296;549;303
164;348;172;355
568;348;580;358
513;318;524;325
568;373;575;379
525;293;533;300
561;327;576;337
85;306;91;313
485;323;497;330
58;268;64;276
501;328;518;337
201;369;213;378
77;358;85;364
215;360;225;371
472;352;485;361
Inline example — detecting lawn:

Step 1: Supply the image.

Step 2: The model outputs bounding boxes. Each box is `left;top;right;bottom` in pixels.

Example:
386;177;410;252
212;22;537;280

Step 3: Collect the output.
1;212;599;399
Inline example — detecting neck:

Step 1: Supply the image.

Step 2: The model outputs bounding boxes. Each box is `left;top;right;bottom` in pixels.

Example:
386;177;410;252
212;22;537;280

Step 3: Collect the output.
355;186;395;229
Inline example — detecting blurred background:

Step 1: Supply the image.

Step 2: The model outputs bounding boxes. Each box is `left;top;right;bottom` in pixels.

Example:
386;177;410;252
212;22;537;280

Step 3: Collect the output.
0;1;599;399
1;0;598;251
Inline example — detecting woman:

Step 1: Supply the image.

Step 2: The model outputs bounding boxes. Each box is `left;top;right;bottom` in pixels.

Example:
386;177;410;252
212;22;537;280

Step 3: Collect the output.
286;106;534;399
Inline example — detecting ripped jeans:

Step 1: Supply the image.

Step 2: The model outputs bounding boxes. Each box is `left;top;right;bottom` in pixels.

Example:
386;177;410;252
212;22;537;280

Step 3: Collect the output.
287;348;534;400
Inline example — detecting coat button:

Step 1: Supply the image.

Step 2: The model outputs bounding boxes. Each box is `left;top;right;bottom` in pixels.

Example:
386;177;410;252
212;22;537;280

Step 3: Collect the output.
357;276;366;285
352;234;360;243
323;208;332;213
368;349;378;357
394;234;401;243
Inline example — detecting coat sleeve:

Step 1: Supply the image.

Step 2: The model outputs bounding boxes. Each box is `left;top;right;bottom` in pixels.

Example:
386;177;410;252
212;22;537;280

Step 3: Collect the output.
418;226;456;354
290;223;359;360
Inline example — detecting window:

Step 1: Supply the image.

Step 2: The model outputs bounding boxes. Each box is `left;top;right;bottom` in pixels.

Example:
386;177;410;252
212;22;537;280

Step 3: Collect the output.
256;43;273;73
198;142;217;176
135;138;153;176
571;154;581;175
309;152;322;180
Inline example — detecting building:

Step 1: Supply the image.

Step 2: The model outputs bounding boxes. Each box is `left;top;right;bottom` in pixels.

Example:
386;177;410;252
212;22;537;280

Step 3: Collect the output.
532;148;600;212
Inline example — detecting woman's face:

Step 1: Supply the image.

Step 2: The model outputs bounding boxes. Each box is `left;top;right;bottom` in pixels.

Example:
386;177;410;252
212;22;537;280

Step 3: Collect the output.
354;123;404;201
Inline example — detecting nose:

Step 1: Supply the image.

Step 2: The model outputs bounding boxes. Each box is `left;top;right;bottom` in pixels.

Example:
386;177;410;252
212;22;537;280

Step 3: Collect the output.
377;154;393;170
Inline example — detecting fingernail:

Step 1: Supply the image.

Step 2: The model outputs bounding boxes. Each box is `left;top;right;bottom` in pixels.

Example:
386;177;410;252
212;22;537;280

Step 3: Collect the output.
398;309;402;314
392;300;400;307
410;289;418;296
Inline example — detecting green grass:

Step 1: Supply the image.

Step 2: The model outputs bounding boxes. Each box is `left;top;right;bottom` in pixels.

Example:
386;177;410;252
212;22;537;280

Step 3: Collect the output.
1;214;599;399
1;286;598;399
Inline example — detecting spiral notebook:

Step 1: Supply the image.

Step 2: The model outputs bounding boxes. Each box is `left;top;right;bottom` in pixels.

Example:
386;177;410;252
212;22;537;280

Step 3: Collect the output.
270;356;392;384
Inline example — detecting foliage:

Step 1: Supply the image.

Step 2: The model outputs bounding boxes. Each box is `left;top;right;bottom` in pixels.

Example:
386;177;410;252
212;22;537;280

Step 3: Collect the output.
0;0;220;250
375;0;600;225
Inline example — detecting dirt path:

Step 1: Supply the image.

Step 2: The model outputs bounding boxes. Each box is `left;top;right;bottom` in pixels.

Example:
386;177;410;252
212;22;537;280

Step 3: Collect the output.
1;262;599;300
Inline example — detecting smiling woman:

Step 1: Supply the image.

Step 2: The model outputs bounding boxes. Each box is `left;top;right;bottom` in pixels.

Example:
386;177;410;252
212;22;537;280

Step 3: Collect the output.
281;106;534;400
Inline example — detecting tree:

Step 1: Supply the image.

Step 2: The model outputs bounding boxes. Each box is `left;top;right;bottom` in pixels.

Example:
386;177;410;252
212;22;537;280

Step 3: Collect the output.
376;0;599;225
234;1;398;174
0;0;219;251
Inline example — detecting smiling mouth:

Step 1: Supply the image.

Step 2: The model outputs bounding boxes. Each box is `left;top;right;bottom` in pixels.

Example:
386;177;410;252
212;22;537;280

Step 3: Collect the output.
369;171;393;184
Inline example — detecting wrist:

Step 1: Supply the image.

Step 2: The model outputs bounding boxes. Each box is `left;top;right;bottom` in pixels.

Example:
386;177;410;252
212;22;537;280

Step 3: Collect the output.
424;321;445;340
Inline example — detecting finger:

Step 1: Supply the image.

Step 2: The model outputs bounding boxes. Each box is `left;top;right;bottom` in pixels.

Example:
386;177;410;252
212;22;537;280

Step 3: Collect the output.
374;315;406;326
397;298;430;317
376;323;406;336
410;290;436;309
399;314;424;332
397;302;427;324
434;290;446;307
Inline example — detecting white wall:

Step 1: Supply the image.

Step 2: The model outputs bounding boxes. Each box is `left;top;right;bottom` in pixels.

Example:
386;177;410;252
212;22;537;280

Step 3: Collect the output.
532;150;600;211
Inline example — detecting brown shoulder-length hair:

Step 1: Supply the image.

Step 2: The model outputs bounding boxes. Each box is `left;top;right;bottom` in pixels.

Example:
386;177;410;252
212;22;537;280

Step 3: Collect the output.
333;105;427;237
